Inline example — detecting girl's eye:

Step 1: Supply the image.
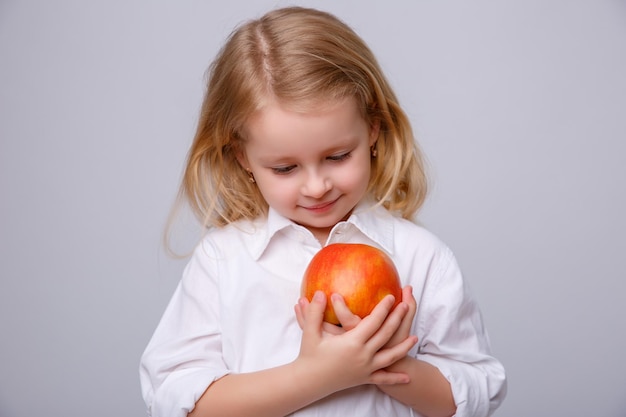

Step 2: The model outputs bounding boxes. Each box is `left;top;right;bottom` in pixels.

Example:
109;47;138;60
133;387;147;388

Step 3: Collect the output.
327;152;352;162
271;165;296;175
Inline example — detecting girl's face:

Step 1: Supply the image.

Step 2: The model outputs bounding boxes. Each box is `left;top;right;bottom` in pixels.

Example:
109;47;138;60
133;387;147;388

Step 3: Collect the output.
239;98;378;243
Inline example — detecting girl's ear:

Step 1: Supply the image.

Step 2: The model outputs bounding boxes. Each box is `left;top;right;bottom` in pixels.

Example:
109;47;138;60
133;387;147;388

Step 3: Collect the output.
369;120;381;147
235;146;250;169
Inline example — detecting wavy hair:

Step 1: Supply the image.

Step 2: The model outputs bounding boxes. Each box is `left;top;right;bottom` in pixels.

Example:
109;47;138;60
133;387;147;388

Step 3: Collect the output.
177;6;428;231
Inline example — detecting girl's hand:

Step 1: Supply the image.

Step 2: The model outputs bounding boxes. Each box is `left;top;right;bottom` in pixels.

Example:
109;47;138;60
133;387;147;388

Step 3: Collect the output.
293;291;418;391
296;286;417;346
333;286;417;349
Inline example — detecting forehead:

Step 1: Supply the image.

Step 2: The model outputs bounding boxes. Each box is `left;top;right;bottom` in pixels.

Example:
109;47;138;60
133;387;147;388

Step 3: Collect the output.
242;97;369;158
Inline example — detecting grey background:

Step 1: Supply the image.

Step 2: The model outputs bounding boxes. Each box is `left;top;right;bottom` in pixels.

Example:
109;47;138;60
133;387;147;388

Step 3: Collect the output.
1;1;624;416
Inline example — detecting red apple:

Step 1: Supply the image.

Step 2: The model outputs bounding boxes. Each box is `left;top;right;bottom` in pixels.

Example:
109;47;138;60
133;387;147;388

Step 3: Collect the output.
301;243;402;325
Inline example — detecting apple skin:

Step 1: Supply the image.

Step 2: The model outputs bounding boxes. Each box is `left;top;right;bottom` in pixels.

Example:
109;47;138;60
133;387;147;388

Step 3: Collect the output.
301;243;402;325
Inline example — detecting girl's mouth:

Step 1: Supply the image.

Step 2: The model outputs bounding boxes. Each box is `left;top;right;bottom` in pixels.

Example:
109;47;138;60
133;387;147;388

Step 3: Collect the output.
303;197;339;213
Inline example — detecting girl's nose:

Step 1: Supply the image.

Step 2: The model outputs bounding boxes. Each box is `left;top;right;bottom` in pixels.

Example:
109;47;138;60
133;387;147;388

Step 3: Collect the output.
301;170;331;198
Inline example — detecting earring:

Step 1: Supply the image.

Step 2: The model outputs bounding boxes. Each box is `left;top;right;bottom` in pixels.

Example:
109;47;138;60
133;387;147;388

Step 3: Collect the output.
370;146;378;158
246;169;256;183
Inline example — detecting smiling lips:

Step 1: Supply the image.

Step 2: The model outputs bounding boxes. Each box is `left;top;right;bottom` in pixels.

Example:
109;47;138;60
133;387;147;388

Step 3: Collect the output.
302;197;339;213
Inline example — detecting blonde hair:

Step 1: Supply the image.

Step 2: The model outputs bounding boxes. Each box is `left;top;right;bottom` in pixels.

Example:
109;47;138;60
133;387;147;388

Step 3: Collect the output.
178;6;427;230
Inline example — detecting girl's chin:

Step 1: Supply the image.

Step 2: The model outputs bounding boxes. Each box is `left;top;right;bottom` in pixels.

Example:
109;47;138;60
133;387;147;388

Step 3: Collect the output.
294;220;334;231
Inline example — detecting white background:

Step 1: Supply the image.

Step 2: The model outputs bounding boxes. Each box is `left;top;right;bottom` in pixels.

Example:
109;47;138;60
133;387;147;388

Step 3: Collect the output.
1;1;625;416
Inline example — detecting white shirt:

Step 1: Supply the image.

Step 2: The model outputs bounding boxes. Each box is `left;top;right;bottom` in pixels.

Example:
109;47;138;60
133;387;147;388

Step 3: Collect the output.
140;202;507;417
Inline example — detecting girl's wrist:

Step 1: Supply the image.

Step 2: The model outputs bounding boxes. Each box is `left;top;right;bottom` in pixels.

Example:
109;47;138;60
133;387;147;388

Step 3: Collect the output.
291;356;344;399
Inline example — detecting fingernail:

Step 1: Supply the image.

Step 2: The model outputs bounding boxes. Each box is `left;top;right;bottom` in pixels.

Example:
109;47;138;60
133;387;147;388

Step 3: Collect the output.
313;291;325;302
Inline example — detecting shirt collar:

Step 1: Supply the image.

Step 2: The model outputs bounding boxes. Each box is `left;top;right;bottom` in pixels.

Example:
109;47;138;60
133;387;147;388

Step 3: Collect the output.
347;200;396;255
245;208;299;261
245;200;397;261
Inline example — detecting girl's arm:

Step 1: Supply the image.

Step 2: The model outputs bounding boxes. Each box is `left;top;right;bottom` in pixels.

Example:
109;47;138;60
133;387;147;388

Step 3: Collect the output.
377;357;456;417
189;292;417;417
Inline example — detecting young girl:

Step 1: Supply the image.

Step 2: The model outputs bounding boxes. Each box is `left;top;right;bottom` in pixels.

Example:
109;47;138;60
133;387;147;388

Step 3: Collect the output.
140;6;506;417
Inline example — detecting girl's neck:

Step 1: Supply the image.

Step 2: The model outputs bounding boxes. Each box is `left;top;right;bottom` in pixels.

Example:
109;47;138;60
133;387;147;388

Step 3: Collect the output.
306;225;332;246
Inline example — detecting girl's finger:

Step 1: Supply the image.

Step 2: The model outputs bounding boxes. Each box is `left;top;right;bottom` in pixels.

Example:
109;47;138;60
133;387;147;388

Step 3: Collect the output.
297;295;346;336
367;369;411;386
294;297;308;330
366;300;409;350
372;334;418;373
396;286;417;337
300;291;327;340
350;294;397;342
331;293;361;331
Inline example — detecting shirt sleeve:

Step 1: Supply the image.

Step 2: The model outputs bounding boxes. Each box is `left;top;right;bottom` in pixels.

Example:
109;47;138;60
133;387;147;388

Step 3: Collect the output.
139;239;230;417
415;247;507;417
